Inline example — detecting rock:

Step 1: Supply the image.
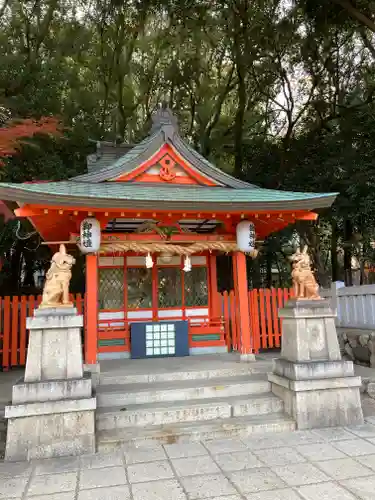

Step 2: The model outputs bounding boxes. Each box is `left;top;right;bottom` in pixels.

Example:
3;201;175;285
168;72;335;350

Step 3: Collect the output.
368;382;375;399
349;337;358;348
345;343;355;359
359;334;370;346
338;338;346;353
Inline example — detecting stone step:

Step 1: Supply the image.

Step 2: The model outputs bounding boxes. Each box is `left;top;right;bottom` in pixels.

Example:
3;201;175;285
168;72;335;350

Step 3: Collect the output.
97;413;296;452
96;393;284;430
96;374;270;407
100;364;263;386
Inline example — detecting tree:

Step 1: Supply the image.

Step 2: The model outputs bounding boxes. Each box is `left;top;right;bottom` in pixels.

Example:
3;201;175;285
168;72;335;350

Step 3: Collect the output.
296;0;375;33
0;116;61;164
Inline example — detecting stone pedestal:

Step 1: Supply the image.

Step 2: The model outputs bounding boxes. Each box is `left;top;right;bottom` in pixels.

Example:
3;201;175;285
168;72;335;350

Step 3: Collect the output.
268;299;364;429
5;307;96;461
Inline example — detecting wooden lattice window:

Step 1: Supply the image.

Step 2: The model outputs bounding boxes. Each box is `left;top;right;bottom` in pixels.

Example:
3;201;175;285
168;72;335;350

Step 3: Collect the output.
158;267;182;308
127;268;153;309
184;267;208;306
98;268;124;310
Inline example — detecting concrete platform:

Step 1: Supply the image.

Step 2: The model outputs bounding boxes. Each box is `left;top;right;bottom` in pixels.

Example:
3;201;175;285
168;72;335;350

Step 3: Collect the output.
96;374;271;406
97;393;284;430
97;413;297;452
99;353;271;384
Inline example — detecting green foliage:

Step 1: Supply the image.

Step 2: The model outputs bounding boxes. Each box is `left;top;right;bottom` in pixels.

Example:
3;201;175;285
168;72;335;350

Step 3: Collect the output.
1;130;93;182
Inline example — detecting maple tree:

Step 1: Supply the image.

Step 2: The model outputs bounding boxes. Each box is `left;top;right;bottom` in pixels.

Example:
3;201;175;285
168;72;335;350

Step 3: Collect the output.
0;117;62;165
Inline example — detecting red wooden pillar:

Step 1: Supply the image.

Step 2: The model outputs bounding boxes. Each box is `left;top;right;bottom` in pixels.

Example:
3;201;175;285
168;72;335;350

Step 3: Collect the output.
233;251;254;359
209;253;220;318
85;254;98;364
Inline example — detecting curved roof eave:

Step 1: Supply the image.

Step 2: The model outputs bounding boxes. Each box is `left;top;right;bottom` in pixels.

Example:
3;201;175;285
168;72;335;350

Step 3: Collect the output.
0;182;338;213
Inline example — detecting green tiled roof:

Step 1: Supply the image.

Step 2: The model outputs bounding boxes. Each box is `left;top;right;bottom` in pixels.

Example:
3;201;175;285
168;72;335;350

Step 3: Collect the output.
0;181;338;212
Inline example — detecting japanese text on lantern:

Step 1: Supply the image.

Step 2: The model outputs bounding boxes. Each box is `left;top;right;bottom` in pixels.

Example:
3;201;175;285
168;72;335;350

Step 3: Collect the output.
82;221;93;248
249;224;255;248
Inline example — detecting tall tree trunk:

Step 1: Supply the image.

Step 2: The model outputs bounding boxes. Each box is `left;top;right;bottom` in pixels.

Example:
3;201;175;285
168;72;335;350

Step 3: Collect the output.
23;251;35;289
232;3;247;178
343;218;353;286
266;250;272;288
331;218;339;282
252;259;262;289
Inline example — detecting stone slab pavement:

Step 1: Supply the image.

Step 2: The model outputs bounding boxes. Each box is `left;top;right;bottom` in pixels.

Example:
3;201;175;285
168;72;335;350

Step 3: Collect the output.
4;423;375;499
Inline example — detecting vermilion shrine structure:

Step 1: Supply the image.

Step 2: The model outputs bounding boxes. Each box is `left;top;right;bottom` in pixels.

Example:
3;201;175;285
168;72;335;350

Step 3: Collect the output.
0;108;336;365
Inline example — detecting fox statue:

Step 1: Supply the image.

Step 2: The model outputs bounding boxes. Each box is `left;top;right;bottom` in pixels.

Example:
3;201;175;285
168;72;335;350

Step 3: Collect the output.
290;246;320;300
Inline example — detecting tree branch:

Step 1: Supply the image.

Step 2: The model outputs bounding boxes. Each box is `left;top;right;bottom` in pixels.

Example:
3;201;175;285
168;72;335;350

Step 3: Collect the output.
332;0;375;33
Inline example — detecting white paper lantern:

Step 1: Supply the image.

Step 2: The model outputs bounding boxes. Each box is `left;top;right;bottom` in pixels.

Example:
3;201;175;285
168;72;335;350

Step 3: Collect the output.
79;218;101;254
236;220;256;253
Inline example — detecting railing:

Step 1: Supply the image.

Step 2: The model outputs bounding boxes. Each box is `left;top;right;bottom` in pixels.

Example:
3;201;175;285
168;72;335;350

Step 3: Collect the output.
0;294;84;370
321;282;375;329
97;315;226;355
221;287;294;353
0;287;296;368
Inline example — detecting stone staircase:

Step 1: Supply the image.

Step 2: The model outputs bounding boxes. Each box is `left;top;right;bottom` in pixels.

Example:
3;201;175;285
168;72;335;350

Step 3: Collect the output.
95;358;295;452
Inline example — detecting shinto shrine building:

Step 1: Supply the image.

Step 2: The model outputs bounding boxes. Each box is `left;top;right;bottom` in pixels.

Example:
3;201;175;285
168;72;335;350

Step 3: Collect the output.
0;108;336;365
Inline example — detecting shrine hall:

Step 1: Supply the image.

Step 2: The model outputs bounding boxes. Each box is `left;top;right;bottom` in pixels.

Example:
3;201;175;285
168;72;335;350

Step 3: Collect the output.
0;108;336;365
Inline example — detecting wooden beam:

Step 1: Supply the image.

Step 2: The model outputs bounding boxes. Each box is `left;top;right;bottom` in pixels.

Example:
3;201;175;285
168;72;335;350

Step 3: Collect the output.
16;204;320;218
14;206;44;217
295;212;318;221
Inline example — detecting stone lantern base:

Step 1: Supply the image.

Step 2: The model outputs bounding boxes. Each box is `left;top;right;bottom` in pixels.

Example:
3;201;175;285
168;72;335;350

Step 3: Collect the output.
4;308;96;461
268;299;364;429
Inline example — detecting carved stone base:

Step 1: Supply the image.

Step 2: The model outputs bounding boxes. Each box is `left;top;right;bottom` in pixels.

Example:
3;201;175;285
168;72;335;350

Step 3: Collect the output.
268;299;364;429
5;308;96;461
269;361;363;429
5;389;96;461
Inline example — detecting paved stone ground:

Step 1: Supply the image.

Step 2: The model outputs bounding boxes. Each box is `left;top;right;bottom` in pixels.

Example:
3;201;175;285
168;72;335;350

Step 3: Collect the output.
4;424;375;499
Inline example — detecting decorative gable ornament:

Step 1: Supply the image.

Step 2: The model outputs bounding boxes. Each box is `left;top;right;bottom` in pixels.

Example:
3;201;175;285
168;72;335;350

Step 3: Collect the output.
79;218;101;254
236;221;256;253
159;155;176;182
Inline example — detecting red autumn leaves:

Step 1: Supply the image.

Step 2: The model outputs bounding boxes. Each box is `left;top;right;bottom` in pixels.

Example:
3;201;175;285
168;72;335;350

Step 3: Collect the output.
0;117;62;165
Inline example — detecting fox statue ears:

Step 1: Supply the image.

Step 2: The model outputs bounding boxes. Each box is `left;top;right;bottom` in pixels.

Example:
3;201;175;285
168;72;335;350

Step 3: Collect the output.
59;244;67;255
290;246;308;261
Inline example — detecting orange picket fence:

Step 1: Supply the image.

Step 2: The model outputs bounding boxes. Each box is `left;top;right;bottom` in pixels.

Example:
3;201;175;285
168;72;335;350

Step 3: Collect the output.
221;287;294;353
0;288;293;370
0;294;84;370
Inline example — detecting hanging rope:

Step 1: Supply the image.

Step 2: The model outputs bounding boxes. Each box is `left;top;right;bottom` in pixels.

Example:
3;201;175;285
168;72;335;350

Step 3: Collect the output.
14;220;41;251
100;241;258;258
14;220;37;240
